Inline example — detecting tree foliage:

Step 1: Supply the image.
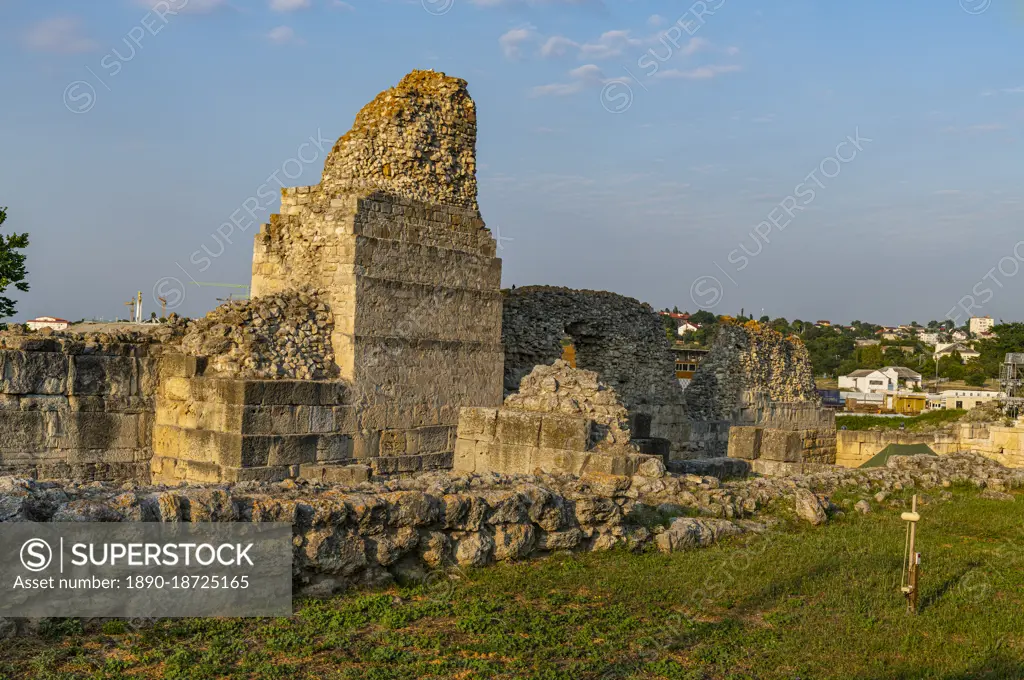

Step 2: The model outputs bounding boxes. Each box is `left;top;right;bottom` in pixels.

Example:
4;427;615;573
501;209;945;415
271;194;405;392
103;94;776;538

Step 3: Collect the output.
0;207;30;320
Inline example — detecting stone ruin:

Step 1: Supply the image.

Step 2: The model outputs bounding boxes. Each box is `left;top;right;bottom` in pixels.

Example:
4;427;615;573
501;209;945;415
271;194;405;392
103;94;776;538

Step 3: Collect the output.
501;286;689;456
0;70;839;489
170;69;504;482
453;360;665;478
4;70;1024;636
685;320;818;420
683;321;836;473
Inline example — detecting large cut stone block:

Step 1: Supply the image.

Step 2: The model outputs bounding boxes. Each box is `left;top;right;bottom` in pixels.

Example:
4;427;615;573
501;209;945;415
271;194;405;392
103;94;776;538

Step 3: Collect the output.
453;438;486;472
759;428;802;463
728;426;763;460
539;414;589;451
495;410;542;447
0;411;46;451
485;444;535;475
0;351;68;395
456;407;498;442
72;356;135;396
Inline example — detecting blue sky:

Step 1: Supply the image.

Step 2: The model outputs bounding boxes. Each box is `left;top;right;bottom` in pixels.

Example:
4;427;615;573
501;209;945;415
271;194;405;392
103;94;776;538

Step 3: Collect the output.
1;0;1022;326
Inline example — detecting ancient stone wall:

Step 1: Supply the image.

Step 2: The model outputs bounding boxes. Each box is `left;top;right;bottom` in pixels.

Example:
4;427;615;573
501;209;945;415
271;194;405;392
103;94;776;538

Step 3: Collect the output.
249;70;504;474
836;422;1024;469
454;361;664;478
501;287;689;455
0;333;164;482
686;322;818;422
3;452;1020;625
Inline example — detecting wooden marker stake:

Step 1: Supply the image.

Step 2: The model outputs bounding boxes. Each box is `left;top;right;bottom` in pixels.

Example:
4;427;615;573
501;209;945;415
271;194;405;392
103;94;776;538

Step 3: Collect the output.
900;494;921;614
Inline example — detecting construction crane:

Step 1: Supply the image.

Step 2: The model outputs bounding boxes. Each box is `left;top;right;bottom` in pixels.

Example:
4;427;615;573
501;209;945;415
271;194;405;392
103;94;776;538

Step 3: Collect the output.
157;296;167;319
192;282;251;300
124;299;136;322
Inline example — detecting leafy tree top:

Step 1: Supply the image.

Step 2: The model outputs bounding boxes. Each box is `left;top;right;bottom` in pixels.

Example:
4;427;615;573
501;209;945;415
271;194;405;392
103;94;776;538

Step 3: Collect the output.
0;207;30;321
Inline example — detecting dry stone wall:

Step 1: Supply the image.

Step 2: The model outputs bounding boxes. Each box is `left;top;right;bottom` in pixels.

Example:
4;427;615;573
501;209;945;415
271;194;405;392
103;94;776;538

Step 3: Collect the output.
2;451;1019;632
249;69;504;474
686;322;818;422
501;287;689;455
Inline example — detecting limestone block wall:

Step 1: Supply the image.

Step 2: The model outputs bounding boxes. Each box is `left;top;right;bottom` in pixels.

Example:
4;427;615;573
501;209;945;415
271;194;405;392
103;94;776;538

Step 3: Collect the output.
0;335;159;482
836;423;1024;469
501;287;689;455
453;362;661;477
249;70;504;474
727;424;837;470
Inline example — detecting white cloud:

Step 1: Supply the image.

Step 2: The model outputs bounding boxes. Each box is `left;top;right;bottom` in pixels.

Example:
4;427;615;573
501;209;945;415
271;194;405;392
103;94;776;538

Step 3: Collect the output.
530;63;620;97
267;25;302;45
331;0;355;9
647;14;665;27
578;30;644;59
499;25;537;59
527;27;722;63
270;0;311;11
22;16;97;54
539;35;578;58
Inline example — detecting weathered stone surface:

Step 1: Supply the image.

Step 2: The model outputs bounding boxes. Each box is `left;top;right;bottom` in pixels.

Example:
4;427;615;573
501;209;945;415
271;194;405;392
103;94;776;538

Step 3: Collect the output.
0;451;1018;620
794;489;828;525
501;288;689;453
854;499;871;514
455;362;662;478
178;289;336;381
686;322;818;422
655;517;742;553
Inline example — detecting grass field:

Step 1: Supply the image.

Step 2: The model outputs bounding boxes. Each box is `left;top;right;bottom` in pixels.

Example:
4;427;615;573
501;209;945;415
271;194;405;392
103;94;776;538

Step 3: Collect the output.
2;489;1022;680
835;410;968;432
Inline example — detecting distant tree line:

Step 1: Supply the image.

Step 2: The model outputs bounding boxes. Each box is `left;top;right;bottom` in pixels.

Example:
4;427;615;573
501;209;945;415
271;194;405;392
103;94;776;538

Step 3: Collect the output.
661;308;1023;386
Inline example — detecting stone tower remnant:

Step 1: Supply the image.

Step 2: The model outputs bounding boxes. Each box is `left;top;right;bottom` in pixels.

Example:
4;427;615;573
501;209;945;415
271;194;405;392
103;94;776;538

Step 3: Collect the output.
248;69;504;475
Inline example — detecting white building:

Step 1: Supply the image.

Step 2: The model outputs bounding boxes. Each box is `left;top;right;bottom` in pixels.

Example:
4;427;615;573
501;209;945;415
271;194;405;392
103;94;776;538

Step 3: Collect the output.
918;332;939;346
839;366;924;393
25;316;70;331
677;321;700;336
934;342;980;362
928;389;1002;410
969;316;994;336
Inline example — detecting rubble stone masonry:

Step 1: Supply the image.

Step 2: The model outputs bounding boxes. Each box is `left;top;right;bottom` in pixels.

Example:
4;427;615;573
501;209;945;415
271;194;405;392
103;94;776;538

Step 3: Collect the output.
501;287;689;456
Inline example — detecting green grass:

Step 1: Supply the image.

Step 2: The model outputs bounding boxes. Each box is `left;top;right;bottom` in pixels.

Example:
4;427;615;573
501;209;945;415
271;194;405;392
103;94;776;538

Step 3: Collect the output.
836;410;968;432
2;490;1022;679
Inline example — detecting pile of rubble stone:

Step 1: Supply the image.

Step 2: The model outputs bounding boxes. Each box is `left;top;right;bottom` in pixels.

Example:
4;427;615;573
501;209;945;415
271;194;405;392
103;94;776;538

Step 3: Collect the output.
504;359;635;450
177;288;336;380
